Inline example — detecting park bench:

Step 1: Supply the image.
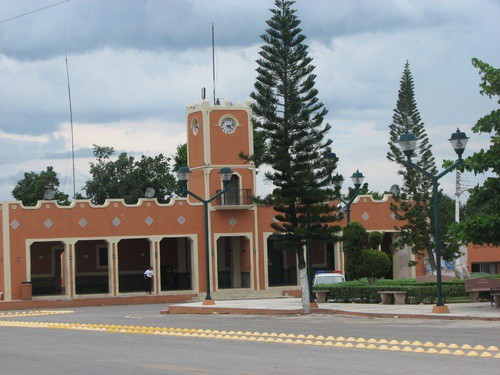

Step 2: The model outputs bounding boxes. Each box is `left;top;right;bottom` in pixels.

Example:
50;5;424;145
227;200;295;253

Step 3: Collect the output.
377;291;407;305
464;278;500;302
490;287;500;308
313;290;328;303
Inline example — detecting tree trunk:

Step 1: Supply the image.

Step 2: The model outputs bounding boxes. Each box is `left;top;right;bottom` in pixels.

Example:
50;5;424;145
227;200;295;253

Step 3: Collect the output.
297;247;311;314
427;249;437;273
300;267;311;314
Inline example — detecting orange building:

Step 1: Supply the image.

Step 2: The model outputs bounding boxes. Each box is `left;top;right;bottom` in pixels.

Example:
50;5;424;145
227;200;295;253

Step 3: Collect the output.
0;99;415;305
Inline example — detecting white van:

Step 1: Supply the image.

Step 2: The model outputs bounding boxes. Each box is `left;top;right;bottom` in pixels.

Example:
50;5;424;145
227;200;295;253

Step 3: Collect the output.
313;271;345;286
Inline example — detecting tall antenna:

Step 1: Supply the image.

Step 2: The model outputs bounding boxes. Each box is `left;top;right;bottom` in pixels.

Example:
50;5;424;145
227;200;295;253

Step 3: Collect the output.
65;28;76;197
212;22;216;105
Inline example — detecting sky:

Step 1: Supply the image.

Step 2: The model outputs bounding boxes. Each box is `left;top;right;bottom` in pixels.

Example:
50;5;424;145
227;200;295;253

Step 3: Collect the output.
0;0;499;202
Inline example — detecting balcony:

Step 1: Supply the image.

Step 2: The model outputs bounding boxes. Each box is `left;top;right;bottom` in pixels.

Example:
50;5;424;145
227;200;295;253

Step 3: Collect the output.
215;189;254;210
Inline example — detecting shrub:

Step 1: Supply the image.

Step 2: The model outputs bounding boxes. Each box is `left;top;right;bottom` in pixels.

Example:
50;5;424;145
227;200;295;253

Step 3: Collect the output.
343;222;367;280
358;249;391;284
368;231;384;250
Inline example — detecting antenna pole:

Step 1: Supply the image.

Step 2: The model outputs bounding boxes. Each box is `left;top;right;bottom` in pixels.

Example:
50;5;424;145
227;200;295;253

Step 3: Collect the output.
212;23;216;105
65;40;76;198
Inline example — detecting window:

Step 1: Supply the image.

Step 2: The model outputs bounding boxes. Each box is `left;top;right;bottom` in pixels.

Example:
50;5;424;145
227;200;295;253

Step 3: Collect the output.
97;246;108;268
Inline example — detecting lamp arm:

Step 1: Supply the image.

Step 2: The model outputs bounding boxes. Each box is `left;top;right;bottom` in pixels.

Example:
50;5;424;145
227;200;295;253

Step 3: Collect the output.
435;158;463;181
347;186;361;206
186;190;207;204
405;157;434;179
338;196;348;206
207;187;228;204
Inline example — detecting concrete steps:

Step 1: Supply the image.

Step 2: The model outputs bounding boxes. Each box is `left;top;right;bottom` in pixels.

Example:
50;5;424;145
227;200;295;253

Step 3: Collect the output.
190;288;294;302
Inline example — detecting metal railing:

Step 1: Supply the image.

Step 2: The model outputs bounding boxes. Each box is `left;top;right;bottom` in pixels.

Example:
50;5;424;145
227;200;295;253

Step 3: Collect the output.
215;189;253;206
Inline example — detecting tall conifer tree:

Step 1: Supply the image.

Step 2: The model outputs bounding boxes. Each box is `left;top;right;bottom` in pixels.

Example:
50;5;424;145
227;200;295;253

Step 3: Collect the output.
387;62;439;270
251;0;341;312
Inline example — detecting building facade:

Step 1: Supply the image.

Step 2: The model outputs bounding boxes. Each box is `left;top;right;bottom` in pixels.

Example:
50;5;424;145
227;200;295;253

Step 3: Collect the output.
0;100;415;304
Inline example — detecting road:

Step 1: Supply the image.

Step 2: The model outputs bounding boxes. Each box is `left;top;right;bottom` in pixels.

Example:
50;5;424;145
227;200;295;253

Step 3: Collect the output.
0;304;498;375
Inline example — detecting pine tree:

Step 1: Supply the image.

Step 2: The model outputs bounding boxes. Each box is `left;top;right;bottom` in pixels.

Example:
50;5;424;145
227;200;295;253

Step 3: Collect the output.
251;0;341;312
387;62;439;270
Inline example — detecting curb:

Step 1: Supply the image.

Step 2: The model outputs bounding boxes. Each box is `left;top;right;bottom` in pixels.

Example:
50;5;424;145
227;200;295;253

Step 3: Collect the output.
164;305;500;321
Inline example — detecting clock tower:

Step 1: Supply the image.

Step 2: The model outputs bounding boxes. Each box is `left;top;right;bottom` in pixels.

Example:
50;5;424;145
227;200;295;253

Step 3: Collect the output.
186;98;255;202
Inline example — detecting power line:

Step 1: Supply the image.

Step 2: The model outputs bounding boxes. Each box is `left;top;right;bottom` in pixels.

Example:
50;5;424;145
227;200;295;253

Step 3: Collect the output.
0;0;72;24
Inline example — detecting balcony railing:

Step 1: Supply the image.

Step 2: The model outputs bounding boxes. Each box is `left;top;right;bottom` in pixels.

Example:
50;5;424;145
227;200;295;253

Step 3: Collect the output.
215;189;253;207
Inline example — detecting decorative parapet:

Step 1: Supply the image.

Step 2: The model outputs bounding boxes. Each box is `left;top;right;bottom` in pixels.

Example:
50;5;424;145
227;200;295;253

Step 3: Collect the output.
186;98;252;114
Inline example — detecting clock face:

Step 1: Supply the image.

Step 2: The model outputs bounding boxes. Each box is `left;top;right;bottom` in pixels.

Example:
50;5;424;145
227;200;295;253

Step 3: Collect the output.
220;117;237;134
192;119;200;135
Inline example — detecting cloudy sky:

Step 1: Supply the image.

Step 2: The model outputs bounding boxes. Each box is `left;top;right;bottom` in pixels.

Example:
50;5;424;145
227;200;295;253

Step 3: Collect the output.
0;0;498;202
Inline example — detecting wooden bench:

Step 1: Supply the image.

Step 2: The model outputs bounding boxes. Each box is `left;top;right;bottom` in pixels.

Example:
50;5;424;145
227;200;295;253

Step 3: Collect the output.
464;278;500;302
377;291;407;305
314;290;328;303
491;287;500;308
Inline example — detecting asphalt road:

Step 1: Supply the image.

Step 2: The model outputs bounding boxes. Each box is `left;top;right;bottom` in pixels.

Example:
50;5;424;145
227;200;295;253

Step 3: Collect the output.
0;304;498;375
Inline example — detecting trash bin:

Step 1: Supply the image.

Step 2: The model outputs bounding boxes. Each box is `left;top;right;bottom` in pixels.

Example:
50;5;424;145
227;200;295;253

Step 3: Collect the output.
21;281;32;300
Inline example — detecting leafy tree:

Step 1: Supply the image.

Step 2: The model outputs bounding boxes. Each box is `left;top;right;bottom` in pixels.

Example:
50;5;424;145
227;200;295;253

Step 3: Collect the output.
358;249;391;285
342;222;367;280
12;166;70;206
368;231;384;250
387;61;440;271
251;0;341;313
347;182;383;200
431;191;461;261
455;59;499;245
172;143;188;197
83;145;176;205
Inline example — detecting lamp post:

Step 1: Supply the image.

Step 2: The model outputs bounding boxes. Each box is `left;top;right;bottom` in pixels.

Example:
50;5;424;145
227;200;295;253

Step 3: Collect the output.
177;166;233;305
331;170;365;224
397;128;468;313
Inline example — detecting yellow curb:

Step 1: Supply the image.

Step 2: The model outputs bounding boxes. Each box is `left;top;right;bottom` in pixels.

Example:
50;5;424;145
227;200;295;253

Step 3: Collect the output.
474;345;485;350
427;348;438;354
414;347;425;353
326;336;335;341
379;339;388;344
356;338;366;343
402;347;413;352
368;338;378;343
346;337;356;342
306;335;315;339
334;342;344;347
439;349;451;354
467;351;479;357
324;342;334;346
378;345;389;350
448;344;459;349
390;346;401;351
304;340;314;345
293;340;304;344
313;341;323;346
316;335;325;340
388;340;399;345
436;343;447;348
284;339;294;343
453;350;465;356
461;344;472;349
366;344;377;349
344;343;354;348
487;346;498;351
412;341;423;346
424;342;434;347
337;336;345;341
356;343;366;349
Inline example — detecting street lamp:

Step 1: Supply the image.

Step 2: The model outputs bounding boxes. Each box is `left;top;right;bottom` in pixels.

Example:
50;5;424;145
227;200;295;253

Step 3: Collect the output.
397;128;468;313
177;166;233;305
331;170;365;223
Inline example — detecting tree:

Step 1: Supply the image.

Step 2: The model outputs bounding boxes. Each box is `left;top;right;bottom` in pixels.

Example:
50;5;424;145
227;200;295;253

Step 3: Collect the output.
12;166;69;206
347;182;383;200
358;249;391;285
368;231;384;250
431;192;461;261
387;61;440;271
172;143;188;197
342;222;367;280
251;0;341;313
83;145;177;205
455;59;500;245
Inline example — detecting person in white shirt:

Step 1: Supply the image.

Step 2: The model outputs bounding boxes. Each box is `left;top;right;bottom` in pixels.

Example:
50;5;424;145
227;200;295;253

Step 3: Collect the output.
144;266;154;294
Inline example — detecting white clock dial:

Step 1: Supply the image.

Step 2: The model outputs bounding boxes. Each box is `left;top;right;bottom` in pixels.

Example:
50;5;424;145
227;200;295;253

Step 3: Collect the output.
192;119;200;135
220;117;237;134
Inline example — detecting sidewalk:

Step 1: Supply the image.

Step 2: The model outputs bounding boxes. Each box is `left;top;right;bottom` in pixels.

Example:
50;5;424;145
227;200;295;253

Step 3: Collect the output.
164;298;500;321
